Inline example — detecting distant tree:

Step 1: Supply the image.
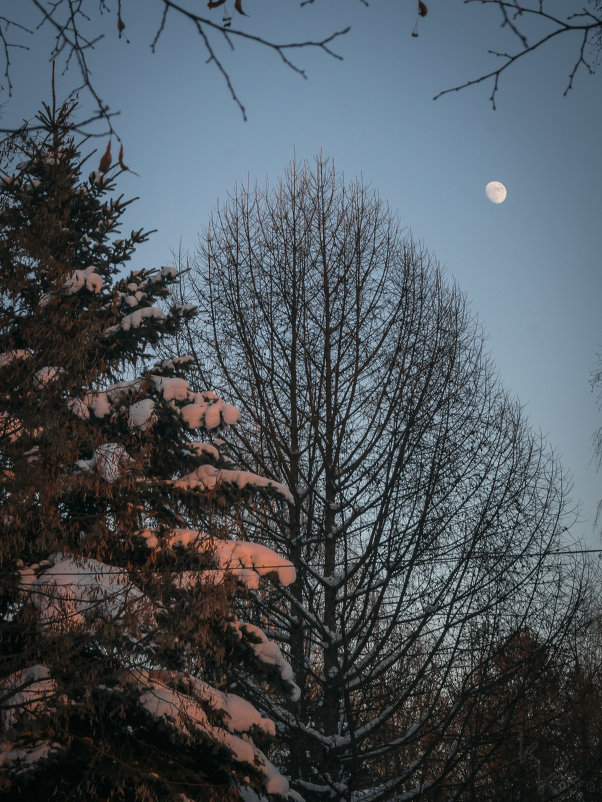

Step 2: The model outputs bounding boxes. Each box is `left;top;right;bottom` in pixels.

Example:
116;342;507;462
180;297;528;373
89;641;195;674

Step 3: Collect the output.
1;1;599;128
559;598;602;801
592;354;602;532
437;629;565;800
0;96;300;800
169;157;586;801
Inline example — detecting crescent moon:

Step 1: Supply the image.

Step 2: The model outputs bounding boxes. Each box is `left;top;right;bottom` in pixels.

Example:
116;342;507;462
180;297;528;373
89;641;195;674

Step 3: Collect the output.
485;181;507;204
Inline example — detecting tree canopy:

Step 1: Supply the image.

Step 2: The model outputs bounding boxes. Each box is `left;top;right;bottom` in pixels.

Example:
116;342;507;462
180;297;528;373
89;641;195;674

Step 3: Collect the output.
170;156;589;801
0;97;299;801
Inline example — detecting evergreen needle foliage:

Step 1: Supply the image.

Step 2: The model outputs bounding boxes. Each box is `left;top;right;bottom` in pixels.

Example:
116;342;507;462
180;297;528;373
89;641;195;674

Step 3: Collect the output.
0;98;298;801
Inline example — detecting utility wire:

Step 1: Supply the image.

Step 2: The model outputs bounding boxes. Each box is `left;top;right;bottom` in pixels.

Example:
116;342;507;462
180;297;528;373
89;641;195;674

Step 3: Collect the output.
3;545;601;580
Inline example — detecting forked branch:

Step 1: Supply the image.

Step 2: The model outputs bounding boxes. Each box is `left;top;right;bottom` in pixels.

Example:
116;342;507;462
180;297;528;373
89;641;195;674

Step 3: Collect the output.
435;0;602;108
0;0;350;131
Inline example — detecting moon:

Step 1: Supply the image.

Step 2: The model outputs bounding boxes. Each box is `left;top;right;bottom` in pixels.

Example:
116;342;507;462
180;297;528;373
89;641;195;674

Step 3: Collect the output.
485;181;507;204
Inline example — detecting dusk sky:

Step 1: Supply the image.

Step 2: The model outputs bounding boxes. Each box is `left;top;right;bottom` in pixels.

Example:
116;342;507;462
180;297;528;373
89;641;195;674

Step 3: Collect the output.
4;0;601;547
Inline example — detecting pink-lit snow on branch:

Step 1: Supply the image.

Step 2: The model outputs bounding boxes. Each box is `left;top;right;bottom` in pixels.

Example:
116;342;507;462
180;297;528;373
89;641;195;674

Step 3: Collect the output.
0;350;31;368
134;670;289;796
76;442;132;483
20;554;158;633
63;266;104;295
127;398;156;430
77;376;241;433
174;464;293;504
180;396;241;429
231;620;301;703
1;665;58;732
0;742;63;774
136;528;296;589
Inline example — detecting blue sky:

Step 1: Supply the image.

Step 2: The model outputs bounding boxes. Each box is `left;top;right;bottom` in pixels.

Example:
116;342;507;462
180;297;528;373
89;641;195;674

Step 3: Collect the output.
3;0;601;545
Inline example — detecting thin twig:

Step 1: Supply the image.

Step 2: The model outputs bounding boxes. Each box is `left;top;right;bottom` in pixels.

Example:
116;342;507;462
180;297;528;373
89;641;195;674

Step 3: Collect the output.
435;0;602;107
0;1;351;132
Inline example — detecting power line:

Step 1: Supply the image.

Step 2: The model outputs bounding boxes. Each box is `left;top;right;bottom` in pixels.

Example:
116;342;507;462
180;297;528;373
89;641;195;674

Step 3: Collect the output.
3;545;601;580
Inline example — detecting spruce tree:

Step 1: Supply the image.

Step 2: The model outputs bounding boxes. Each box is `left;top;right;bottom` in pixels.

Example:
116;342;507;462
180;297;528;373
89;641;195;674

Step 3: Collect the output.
0;97;298;801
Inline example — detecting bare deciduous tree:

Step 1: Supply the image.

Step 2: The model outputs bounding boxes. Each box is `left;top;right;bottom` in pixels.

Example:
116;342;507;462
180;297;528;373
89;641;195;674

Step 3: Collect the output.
170;157;587;801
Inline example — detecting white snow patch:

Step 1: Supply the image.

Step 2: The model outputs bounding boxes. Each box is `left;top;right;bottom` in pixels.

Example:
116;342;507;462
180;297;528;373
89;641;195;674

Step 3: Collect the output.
1;665;57;731
26;553;156;632
86;273;103;294
63;266;103;295
0;742;62;772
128;398;156;430
179;400;208;428
231;621;300;702
204;400;223;429
151;376;193;403
107;379;143;403
67;397;90;420
212;539;296;589
33;366;64;388
77;442;132;482
83;391;112;418
222;403;241;425
85;380;143;418
174;464;293;504
187;675;276;736
135;529;295;589
0;350;31;369
120;307;164;331
135;671;288;796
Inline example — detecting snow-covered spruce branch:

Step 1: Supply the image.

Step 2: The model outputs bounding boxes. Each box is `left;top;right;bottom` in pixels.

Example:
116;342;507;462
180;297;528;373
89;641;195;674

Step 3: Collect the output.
0;99;301;800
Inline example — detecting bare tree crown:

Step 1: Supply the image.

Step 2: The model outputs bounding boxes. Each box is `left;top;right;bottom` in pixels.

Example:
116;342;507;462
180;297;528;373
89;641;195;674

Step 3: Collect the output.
169;157;586;800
